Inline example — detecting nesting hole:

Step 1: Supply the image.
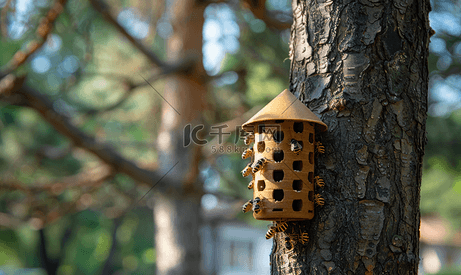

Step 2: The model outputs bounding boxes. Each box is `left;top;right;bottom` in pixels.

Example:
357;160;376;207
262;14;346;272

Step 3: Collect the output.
293;180;303;192
257;141;265;153
309;133;314;144
273;208;283;212
309;152;314;164
273;189;284;201
273;150;284;162
292;200;303;211
273;170;284;182
293;161;303;171
308;210;313;213
308;191;314;201
294;122;304;133
257;180;265;191
308;172;313;184
273;130;284;143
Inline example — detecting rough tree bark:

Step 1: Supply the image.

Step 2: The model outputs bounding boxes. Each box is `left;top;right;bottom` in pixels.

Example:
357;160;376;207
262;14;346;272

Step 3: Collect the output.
271;0;430;274
152;0;207;274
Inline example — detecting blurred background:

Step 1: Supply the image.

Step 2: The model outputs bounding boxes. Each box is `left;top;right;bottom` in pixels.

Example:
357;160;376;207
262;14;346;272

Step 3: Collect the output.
0;0;460;274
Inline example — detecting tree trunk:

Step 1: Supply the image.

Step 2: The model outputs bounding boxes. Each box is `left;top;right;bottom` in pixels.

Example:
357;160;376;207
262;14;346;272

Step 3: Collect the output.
271;0;430;274
153;0;207;274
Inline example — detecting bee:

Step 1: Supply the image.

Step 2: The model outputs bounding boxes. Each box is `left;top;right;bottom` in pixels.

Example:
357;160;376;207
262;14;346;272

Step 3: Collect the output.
266;225;277;239
314;194;325;206
285;232;309;250
316;142;325;154
252;158;268;173
241;163;253;177
265;221;288;239
244;133;255;145
247;180;254;189
290;139;303;154
241;147;254;159
253;197;261;214
277;221;288;232
242;197;262;214
242;200;253;213
298;232;309;244
314;176;325;188
253;204;261;214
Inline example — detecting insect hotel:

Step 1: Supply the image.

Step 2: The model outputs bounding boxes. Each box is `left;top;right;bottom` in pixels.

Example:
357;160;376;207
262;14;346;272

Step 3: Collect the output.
241;89;327;245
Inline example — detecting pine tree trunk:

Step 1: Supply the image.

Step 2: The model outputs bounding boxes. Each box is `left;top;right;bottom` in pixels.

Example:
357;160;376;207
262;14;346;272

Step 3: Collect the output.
153;0;207;274
271;0;430;274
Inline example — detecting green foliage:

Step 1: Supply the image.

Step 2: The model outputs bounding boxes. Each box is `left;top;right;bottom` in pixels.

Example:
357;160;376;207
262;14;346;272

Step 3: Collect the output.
0;210;154;274
421;108;461;229
434;269;461;275
0;230;21;266
0;0;159;273
246;62;285;103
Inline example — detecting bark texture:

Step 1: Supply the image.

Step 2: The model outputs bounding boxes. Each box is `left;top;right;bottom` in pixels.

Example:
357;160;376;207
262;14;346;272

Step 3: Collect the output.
271;0;430;274
153;0;207;274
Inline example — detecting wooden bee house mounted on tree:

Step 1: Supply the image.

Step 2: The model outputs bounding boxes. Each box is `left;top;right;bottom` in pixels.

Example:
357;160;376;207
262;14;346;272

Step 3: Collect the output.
241;89;327;242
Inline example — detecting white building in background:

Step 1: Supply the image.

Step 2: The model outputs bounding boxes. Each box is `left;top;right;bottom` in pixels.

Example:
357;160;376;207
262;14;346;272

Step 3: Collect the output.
200;197;273;275
202;199;461;275
418;216;461;274
201;221;272;275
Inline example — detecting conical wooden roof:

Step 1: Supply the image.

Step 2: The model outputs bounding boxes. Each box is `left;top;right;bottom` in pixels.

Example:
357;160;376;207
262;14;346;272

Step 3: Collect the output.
242;89;327;131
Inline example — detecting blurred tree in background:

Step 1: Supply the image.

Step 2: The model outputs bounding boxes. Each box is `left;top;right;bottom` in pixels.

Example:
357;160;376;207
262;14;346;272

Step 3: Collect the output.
0;0;460;274
421;0;461;233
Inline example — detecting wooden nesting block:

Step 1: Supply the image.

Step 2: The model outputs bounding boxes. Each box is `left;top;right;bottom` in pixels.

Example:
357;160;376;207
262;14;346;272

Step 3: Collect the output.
251;120;316;221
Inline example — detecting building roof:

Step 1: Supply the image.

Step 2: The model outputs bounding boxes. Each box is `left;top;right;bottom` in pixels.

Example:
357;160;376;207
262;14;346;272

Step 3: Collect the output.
242;89;327;131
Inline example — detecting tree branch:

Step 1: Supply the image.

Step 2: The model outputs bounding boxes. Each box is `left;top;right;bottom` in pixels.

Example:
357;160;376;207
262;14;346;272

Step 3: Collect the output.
88;0;197;74
79;86;136;115
100;217;122;274
60;217;74;253
241;0;292;30
0;212;23;228
3;0;67;73
0;164;113;228
39;228;59;275
0;74;161;186
1;164;112;194
73;70;168;116
0;0;13;38
0;74;26;96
